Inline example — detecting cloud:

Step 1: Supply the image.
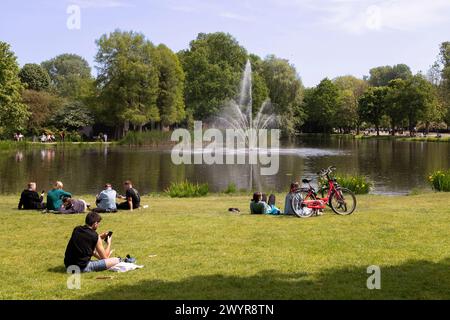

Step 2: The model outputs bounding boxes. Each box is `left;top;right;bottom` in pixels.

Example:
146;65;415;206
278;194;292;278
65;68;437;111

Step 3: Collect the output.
219;11;255;22
270;0;450;34
67;0;132;9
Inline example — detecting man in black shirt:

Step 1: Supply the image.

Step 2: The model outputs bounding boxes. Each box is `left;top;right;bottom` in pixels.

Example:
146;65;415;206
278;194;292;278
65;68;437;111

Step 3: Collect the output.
18;182;45;210
64;212;120;272
117;180;140;211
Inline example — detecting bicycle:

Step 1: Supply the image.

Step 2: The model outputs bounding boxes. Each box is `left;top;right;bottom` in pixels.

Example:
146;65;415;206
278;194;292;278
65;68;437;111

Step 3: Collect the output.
291;166;357;218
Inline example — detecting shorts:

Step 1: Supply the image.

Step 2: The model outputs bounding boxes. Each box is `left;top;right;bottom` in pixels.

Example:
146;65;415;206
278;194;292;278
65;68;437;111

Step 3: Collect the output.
83;259;108;273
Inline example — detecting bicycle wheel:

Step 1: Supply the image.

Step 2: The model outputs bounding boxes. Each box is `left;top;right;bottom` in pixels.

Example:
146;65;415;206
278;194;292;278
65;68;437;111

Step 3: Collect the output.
291;192;315;218
330;188;356;215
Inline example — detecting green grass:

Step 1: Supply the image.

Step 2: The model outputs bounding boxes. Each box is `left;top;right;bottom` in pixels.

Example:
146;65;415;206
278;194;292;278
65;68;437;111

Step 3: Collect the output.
428;169;450;192
0;193;449;300
165;181;209;198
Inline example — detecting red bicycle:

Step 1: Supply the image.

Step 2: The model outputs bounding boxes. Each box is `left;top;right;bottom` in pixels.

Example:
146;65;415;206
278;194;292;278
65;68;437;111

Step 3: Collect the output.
291;166;357;218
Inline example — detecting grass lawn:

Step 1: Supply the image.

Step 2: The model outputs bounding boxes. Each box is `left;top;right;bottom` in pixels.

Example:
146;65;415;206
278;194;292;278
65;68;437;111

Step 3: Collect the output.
0;193;449;300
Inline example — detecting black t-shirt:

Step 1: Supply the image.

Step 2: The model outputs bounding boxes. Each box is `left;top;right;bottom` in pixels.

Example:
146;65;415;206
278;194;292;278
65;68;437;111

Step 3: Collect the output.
64;226;98;270
18;189;41;209
126;188;140;208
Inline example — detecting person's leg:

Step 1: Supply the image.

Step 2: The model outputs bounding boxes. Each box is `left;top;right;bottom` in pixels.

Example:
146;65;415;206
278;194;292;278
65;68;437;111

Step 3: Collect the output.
83;258;120;273
116;202;130;210
92;207;107;213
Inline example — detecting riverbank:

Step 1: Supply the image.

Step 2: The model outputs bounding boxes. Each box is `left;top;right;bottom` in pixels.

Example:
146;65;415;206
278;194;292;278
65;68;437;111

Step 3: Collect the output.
1;193;449;299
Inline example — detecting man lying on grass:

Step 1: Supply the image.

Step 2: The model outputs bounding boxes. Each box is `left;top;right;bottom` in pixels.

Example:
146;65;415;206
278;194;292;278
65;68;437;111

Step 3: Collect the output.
64;212;120;273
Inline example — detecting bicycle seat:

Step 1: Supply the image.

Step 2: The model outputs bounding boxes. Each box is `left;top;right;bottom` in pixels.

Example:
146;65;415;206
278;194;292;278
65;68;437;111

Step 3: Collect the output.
302;178;312;184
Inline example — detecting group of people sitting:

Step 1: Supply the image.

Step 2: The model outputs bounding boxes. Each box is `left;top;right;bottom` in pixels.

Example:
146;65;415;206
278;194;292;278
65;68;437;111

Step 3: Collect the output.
249;182;299;215
18;180;141;214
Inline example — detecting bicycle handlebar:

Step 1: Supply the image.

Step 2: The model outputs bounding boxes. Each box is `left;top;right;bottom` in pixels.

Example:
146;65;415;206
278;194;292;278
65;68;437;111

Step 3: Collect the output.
317;166;337;176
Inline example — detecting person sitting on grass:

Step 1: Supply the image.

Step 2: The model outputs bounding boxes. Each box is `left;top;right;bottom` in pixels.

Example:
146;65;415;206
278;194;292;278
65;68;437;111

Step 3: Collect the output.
250;192;268;214
46;181;72;211
92;183;118;213
64;212;120;273
117;180;140;211
283;182;299;215
263;193;281;215
58;197;88;214
18;182;45;210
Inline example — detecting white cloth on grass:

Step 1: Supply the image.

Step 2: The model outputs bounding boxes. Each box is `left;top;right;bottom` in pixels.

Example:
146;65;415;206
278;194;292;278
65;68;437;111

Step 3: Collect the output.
109;262;144;273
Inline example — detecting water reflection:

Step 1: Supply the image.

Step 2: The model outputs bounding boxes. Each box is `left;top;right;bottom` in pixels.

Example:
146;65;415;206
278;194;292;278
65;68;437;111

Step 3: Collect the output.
1;137;449;195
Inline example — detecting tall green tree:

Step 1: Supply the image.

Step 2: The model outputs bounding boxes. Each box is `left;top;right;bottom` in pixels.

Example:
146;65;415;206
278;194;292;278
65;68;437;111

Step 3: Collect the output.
303;78;339;133
155;44;186;127
95;30;160;137
19;63;51;91
41;54;94;100
178;32;248;120
0;42;29;137
358;87;389;136
333;76;369;134
248;54;269;116
368;64;412;87
261;55;304;135
22;89;64;134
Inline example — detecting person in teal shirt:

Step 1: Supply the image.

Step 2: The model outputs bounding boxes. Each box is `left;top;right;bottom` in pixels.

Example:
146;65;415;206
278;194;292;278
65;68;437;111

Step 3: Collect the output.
47;181;72;211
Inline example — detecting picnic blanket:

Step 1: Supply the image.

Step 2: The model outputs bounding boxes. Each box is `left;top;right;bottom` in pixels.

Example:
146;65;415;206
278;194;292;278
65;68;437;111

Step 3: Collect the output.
109;262;144;273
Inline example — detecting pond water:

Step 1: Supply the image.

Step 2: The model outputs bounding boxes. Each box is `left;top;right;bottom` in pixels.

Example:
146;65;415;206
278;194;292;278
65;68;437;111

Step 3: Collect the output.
1;136;449;195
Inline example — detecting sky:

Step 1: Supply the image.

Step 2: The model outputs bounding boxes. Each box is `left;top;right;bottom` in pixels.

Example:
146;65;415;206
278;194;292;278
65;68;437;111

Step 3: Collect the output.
1;0;449;87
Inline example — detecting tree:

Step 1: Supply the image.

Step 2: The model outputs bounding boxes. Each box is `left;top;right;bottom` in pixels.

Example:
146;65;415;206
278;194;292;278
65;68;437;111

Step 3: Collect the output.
41;53;94;100
261;55;304;135
179;32;248;120
333;76;368;134
51;101;94;131
95;30;160;137
358;87;389;136
19;63;51;91
155;44;186;127
22;89;64;134
303;78;339;133
368;64;412;87
0;42;29;137
248;54;269;116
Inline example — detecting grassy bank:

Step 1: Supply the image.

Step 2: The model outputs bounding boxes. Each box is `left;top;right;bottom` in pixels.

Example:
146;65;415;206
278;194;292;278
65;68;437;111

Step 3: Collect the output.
0;193;449;300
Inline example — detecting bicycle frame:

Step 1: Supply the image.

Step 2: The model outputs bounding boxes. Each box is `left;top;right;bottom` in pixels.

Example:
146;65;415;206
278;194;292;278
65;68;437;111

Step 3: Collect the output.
302;173;341;206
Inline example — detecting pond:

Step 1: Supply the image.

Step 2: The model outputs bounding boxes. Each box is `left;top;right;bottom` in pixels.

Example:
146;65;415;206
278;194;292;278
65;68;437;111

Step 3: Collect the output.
1;136;449;195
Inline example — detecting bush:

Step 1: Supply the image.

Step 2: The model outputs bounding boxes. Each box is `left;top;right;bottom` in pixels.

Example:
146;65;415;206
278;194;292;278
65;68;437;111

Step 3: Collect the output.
428;170;450;192
223;182;237;194
165;181;209;198
321;174;372;194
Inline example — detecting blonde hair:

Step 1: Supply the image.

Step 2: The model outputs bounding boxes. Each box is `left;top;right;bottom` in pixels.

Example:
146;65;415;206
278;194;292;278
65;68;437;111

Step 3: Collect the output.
54;181;64;189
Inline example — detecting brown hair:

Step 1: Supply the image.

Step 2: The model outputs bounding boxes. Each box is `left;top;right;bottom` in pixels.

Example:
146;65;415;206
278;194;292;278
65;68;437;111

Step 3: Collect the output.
252;192;262;203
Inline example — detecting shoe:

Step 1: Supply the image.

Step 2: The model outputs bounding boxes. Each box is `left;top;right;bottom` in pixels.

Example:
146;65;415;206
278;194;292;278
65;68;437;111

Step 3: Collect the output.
124;254;136;263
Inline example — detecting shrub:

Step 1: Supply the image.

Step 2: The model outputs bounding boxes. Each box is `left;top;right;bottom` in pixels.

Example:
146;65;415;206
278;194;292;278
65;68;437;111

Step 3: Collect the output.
165;181;209;198
320;174;372;194
223;182;237;194
428;170;450;192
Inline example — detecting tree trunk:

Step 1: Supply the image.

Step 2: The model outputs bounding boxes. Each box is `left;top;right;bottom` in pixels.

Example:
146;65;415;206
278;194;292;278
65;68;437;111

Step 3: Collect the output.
376;125;380;136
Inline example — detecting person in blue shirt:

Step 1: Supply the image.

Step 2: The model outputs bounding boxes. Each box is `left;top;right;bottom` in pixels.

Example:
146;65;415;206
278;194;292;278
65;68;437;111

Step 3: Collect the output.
93;183;118;213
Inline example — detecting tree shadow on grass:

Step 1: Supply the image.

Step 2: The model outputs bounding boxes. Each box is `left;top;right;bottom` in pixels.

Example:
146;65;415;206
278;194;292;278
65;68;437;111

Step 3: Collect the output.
80;258;450;300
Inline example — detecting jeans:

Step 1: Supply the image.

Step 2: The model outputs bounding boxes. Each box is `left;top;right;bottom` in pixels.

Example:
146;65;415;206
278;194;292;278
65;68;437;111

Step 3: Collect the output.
83;259;108;273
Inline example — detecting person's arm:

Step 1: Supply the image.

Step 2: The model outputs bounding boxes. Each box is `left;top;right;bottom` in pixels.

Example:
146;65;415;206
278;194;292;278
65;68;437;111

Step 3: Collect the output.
18;193;24;210
95;235;112;259
127;197;134;211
